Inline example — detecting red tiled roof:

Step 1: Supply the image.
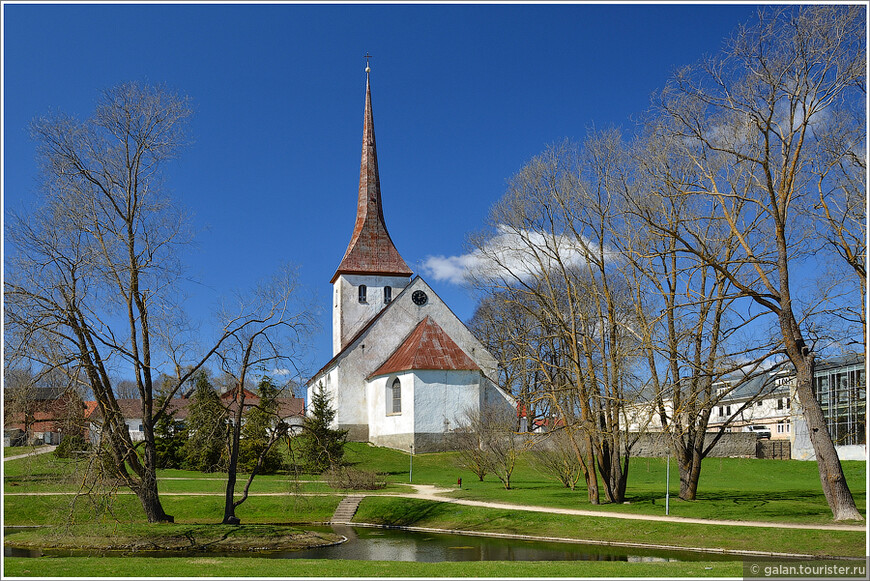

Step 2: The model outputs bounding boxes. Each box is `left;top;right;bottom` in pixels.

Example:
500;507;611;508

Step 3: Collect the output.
84;400;99;419
84;395;303;422
331;73;412;283
86;399;145;421
369;316;480;379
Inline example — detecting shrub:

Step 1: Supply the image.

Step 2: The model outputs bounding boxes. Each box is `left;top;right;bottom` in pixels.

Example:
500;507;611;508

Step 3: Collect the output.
54;434;90;458
323;466;386;490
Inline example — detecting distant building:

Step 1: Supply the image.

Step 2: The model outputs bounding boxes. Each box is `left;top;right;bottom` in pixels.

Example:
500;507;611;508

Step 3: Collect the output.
706;370;794;440
622;370;792;440
792;354;866;461
3;387;85;446
623;355;866;461
305;69;514;453
85;389;304;444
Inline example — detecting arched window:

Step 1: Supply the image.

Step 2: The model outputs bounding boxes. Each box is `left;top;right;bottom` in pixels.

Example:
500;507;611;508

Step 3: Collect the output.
358;284;367;303
390;377;402;414
384;286;392;304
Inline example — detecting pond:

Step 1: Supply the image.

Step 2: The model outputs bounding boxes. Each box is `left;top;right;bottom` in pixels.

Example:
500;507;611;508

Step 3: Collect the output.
5;525;729;562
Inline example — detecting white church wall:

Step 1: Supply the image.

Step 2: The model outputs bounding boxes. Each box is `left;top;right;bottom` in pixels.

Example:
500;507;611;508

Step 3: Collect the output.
481;375;516;413
413;369;482;435
367;373;415;450
307;365;370;440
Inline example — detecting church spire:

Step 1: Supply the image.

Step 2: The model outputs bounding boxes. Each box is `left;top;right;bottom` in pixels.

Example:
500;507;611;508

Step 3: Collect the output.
331;63;413;283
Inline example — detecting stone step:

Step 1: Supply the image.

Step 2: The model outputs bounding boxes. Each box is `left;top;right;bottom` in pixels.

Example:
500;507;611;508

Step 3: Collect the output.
330;495;365;524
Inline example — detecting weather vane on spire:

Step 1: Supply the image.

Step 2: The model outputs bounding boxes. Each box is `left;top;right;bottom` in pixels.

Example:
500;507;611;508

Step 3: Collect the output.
364;53;372;74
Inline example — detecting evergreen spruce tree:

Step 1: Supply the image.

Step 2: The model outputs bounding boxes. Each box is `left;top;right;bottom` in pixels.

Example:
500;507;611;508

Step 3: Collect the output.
181;371;228;472
238;376;287;474
153;394;186;469
294;383;347;473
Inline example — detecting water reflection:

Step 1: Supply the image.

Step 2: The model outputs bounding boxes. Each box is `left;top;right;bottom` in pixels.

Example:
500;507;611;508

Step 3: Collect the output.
5;526;720;562
288;526;687;562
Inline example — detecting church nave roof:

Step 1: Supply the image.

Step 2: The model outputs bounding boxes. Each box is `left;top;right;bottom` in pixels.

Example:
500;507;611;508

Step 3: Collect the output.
369;316;481;379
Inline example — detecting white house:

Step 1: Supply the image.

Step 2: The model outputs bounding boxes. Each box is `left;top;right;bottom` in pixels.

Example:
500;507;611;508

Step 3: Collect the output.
622;370;793;440
306;68;514;453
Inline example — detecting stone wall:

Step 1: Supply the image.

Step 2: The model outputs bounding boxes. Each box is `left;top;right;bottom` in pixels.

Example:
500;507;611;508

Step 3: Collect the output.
627;432;758;458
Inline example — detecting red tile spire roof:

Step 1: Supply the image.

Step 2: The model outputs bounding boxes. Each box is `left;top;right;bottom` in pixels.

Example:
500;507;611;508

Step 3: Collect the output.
331;68;413;283
369;316;481;378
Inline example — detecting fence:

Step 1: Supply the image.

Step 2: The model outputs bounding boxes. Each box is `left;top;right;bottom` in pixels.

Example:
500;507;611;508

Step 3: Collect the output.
757;439;791;460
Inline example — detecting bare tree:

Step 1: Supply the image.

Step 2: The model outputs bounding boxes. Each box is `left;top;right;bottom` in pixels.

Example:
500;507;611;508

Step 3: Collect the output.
622;124;782;501
455;404;525;490
469;293;560;433
469;139;642;504
807;102;866;349
532;429;585;490
215;265;316;525
453;413;490;482
653;5;864;519
114;380;140;400
4;82;294;523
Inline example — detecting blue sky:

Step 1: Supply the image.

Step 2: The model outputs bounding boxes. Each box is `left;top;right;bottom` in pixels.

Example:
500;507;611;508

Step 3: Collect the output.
3;2;762;383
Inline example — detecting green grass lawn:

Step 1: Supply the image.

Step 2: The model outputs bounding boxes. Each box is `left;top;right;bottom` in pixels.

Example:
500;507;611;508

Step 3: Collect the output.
3;556;742;578
3;441;867;578
4;443;866;526
355;444;867;524
3;490;342;526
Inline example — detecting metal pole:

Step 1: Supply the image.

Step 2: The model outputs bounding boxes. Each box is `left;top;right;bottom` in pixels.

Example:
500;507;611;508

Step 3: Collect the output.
409;444;413;483
665;453;670;516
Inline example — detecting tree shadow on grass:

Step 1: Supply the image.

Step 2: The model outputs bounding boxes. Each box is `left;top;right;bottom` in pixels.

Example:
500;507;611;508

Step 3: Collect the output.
360;498;454;527
617;488;858;521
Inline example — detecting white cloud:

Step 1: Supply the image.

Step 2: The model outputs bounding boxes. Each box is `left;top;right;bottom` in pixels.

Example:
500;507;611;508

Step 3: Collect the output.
420;254;478;285
422;225;614;286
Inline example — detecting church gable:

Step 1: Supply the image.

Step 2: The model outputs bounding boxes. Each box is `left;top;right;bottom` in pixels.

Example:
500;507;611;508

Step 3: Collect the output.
353;276;497;381
369;316;481;379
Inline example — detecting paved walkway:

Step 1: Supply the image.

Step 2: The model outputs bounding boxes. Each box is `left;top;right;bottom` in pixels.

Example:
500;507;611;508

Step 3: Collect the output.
386;485;866;532
3;446;57;462
3;463;863;533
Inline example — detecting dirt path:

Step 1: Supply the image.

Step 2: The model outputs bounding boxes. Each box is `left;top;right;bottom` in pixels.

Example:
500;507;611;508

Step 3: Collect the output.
390;484;866;532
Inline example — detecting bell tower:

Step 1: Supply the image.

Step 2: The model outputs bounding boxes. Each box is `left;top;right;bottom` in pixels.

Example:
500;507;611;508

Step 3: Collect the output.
331;63;412;355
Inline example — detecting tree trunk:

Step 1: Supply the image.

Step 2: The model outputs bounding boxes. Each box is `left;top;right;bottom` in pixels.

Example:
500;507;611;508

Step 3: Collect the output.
136;471;173;523
582;431;600;505
566;426;599;504
223;421;242;524
678;441;703;501
616;454;629;503
598;440;627;504
223;385;245;524
789;347;862;521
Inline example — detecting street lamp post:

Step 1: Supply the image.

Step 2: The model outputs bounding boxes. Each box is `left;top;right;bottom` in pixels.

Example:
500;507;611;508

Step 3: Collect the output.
409;443;414;483
665;453;670;516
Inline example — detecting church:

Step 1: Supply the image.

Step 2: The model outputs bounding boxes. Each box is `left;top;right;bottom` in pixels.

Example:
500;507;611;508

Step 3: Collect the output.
306;68;514;453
